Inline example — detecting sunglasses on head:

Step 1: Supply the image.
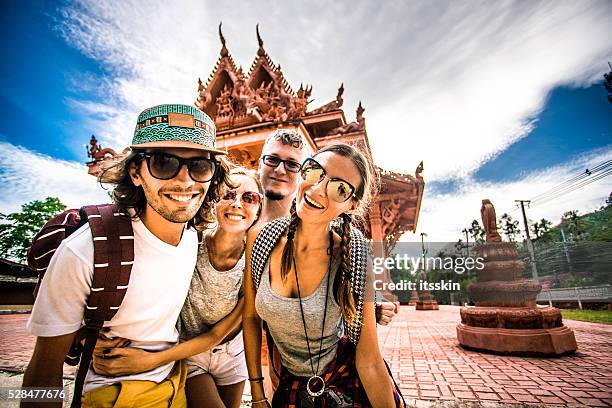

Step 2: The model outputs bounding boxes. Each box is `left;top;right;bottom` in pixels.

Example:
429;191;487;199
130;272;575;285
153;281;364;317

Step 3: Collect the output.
300;157;357;203
138;152;218;183
221;190;262;208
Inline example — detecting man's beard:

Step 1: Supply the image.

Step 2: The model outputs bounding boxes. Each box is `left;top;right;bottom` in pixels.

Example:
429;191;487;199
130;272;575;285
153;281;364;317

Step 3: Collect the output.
265;190;285;201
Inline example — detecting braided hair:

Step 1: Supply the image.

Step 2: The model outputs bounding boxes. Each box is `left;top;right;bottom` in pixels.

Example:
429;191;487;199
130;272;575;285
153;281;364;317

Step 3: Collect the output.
281;143;378;327
337;212;358;326
280;200;300;282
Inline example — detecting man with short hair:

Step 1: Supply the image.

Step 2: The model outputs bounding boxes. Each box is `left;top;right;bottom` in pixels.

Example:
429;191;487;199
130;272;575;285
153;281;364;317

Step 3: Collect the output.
22;104;230;407
257;129;309;225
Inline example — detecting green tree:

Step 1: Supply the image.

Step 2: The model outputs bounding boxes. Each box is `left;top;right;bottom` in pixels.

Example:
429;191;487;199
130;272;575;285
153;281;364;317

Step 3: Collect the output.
532;218;552;239
500;213;520;242
0;197;66;262
468;219;486;243
562;210;582;240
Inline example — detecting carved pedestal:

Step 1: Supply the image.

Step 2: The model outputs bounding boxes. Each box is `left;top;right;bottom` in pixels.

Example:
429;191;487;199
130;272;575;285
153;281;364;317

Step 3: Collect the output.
457;242;576;355
416;271;439;310
408;290;419;306
416;298;439;310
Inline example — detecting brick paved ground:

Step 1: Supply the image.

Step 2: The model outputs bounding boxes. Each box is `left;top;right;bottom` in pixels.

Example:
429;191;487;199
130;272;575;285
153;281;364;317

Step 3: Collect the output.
378;306;612;406
2;306;611;406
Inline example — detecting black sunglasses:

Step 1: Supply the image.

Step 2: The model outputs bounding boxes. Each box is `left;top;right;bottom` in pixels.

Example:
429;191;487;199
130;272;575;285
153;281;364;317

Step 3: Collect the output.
138;152;218;183
300;157;357;203
261;155;302;173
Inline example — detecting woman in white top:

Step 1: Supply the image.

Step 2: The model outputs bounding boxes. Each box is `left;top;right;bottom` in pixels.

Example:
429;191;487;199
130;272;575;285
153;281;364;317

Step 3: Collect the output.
93;167;262;408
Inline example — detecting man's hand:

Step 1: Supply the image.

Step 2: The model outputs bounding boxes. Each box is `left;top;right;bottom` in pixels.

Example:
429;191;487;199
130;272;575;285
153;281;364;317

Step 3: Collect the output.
375;301;398;326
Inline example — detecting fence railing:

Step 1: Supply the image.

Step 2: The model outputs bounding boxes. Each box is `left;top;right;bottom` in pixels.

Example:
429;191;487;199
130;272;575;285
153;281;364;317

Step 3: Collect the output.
536;284;612;309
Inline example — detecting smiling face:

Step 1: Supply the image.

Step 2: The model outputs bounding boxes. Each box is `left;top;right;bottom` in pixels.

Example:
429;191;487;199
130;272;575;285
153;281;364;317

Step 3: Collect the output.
216;174;261;234
129;148;212;224
296;151;363;225
258;140;306;201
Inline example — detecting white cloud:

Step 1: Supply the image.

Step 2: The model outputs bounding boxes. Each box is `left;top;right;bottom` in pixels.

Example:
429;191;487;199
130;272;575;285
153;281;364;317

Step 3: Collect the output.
6;0;609;237
56;0;612;182
408;145;612;242
0;141;110;213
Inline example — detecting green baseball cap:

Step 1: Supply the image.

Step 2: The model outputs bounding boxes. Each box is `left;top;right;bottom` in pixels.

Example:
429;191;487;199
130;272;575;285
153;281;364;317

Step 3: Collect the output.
131;104;226;154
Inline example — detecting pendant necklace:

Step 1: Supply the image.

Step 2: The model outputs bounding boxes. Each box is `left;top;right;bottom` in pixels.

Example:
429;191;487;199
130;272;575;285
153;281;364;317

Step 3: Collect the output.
293;230;334;398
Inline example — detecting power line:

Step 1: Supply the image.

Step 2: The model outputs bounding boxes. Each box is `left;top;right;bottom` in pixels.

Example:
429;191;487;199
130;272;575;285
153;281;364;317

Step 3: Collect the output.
530;159;611;202
531;168;612;208
504;157;612;217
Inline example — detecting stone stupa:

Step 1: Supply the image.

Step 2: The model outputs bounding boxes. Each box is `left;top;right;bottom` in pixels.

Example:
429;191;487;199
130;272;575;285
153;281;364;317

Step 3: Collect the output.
456;199;577;355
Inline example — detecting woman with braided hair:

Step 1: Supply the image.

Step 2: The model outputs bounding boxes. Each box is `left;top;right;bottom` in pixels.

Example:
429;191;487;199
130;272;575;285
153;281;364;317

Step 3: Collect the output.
243;143;402;407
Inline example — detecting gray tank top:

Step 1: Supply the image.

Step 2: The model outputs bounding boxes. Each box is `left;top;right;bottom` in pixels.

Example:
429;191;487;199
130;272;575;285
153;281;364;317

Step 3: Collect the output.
178;238;244;341
255;255;343;377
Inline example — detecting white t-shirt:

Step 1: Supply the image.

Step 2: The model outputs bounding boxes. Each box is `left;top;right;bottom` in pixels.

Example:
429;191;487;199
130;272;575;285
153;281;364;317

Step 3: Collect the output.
27;218;198;392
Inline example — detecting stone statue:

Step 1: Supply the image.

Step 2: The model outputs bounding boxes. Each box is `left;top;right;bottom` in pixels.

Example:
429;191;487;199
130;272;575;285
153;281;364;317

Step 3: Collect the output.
381;198;402;236
457;199;576;355
215;84;234;118
480;199;502;242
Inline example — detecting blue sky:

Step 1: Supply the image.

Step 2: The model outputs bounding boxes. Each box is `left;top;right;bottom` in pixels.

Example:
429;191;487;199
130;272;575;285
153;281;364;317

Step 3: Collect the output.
0;0;610;240
474;85;611;184
0;1;99;160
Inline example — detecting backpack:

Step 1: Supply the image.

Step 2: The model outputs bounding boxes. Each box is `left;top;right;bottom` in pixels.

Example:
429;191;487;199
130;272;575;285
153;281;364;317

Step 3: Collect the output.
27;203;134;408
250;217;370;345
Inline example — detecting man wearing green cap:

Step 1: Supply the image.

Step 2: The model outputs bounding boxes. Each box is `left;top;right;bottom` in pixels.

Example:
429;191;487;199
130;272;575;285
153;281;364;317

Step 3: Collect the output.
22;104;231;407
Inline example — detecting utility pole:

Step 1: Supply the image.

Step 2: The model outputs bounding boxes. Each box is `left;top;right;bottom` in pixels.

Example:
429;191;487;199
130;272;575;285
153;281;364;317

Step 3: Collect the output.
516;200;539;280
420;232;428;262
560;228;573;277
462;228;470;257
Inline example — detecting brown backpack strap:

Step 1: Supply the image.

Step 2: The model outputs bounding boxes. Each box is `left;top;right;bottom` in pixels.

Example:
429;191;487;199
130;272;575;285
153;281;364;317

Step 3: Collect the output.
71;204;134;408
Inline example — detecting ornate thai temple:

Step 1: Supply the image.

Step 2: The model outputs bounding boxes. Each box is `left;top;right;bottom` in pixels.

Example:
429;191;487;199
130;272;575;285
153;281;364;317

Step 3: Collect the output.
87;24;424;260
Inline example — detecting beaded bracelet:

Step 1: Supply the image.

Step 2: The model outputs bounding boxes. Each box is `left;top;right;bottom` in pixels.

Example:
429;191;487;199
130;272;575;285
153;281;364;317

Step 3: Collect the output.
251;397;268;405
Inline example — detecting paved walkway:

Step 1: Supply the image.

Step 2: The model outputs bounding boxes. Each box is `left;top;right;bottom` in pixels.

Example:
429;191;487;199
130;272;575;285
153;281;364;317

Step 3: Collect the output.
1;306;611;406
378;306;612;406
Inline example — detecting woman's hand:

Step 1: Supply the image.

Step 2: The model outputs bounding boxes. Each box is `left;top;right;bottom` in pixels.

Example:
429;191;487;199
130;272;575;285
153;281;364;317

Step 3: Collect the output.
93;335;130;356
92;347;160;377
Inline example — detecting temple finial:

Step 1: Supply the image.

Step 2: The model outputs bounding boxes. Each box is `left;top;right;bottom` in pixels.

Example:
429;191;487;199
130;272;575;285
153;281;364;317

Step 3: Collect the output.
256;24;264;48
219;22;228;57
357;101;365;120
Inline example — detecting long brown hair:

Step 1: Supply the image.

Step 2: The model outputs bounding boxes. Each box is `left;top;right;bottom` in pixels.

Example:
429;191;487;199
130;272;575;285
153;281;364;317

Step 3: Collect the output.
280;143;378;327
98;149;234;229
